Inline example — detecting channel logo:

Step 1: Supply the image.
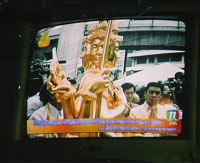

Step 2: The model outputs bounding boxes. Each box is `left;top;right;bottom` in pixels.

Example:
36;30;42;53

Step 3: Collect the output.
167;110;182;121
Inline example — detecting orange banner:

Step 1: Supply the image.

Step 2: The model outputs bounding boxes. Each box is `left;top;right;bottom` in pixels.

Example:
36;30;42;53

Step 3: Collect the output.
27;118;182;134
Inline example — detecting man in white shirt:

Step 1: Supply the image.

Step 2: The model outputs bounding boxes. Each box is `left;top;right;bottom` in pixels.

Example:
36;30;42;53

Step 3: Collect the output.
127;82;178;137
27;92;43;118
129;82;176;119
28;89;64;138
29;72;69;120
27;82;51;119
121;82;139;109
29;102;63;120
29;83;64;120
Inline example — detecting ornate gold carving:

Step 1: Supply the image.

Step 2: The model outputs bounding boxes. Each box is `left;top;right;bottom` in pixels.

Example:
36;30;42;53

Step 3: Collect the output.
46;20;127;137
76;20;127;121
81;20;123;70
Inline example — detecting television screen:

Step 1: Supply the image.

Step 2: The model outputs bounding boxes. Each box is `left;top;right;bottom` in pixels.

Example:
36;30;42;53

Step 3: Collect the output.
27;18;185;138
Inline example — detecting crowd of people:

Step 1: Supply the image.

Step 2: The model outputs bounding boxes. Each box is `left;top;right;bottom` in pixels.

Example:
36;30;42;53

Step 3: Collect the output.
27;70;184;137
27;20;184;138
27;71;184;117
124;72;184;111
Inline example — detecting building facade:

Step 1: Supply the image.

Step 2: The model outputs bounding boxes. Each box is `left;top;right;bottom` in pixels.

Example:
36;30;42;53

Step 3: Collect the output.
34;18;185;80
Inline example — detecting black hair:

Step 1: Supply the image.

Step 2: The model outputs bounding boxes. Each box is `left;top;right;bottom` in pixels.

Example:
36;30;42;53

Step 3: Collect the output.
28;76;44;97
121;82;135;92
146;82;163;93
39;83;50;105
175;72;184;80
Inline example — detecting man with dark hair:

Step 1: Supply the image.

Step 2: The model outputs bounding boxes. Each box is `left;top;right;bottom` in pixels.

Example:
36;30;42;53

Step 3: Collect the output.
124;82;180;137
175;72;184;81
29;87;64;121
146;82;164;94
121;83;139;108
28;83;65;138
129;82;175;119
174;72;184;109
121;82;135;92
27;77;45;118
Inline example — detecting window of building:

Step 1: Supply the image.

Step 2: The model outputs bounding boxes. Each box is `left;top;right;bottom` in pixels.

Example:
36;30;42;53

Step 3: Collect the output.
170;53;182;62
84;24;89;35
44;52;52;60
149;55;155;63
41;38;59;61
50;39;59;49
158;54;170;63
137;56;147;64
126;57;132;67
